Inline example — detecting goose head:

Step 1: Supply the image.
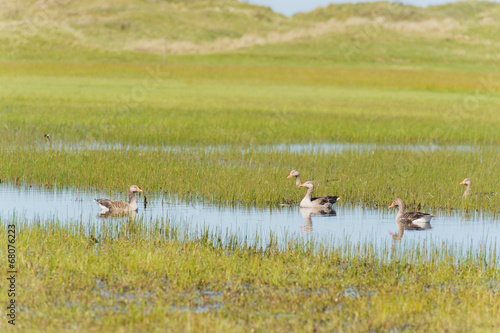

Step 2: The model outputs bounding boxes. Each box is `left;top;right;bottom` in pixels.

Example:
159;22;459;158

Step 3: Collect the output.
389;198;404;210
299;181;314;190
129;185;143;193
460;178;471;186
287;170;300;179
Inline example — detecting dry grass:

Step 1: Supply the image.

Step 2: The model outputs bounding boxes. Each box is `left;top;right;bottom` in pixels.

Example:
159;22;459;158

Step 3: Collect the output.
126;17;462;54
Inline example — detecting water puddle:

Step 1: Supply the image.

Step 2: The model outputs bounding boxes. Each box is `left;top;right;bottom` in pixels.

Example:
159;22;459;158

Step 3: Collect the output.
27;140;500;154
1;183;499;257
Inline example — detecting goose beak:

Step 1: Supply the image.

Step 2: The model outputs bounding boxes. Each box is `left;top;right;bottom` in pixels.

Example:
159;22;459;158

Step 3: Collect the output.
287;174;293;178
299;183;307;187
459;181;466;185
389;203;394;208
137;188;143;192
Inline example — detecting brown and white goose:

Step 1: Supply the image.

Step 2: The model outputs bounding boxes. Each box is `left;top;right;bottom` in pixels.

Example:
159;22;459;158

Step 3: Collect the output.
460;178;496;198
389;198;433;225
287;169;302;187
299;181;339;209
94;185;143;214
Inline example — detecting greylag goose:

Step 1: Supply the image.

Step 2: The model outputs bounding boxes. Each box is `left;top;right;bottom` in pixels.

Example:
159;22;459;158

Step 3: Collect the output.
287;169;302;187
389;198;433;225
299;181;339;209
460;178;496;198
460;178;472;198
94;185;143;214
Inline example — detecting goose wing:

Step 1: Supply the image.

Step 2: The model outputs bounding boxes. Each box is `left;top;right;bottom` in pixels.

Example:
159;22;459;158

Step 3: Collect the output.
94;199;129;210
400;211;433;223
312;196;339;205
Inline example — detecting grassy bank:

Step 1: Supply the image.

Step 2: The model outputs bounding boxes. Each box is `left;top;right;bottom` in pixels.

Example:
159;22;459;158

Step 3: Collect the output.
0;218;498;332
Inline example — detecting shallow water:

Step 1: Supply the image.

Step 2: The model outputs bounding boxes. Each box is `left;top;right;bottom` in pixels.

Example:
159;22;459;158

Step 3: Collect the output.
32;140;499;154
1;183;499;256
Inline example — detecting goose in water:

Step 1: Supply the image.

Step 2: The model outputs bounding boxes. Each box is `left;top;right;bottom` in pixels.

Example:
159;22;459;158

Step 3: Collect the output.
287;169;302;187
94;185;143;214
299;181;339;209
389;198;433;225
460;178;496;198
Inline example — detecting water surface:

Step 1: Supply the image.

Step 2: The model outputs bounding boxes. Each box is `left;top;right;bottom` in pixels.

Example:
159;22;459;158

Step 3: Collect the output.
1;183;498;256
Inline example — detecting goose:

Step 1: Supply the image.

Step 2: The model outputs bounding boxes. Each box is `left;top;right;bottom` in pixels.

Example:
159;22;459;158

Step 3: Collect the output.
94;185;143;214
287;169;302;187
460;178;472;198
389;198;433;225
460;178;496;198
299;181;339;209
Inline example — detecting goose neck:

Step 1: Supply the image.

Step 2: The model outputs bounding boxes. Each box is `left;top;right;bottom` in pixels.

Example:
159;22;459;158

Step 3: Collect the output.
128;190;137;205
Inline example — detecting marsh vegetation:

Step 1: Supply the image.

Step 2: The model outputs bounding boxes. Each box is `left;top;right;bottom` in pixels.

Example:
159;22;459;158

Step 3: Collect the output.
1;0;500;331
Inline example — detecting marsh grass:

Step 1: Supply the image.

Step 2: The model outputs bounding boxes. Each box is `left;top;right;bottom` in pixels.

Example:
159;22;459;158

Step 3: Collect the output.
1;146;499;211
1;62;500;147
0;217;498;332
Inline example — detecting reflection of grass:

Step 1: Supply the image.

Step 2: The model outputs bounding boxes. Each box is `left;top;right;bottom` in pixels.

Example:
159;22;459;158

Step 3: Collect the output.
1;218;498;331
2;147;499;211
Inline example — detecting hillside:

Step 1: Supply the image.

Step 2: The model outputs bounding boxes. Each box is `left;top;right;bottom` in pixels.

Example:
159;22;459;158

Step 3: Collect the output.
1;0;500;61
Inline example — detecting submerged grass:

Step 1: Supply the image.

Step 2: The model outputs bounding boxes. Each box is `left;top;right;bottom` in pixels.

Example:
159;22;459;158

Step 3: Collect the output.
0;217;498;332
1;146;499;211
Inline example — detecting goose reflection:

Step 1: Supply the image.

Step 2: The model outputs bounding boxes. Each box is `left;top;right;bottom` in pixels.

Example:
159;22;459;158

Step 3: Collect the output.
97;210;137;222
389;219;432;240
299;207;336;233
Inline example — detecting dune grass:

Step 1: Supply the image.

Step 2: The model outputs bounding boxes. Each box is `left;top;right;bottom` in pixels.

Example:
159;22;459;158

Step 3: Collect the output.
0;217;498;332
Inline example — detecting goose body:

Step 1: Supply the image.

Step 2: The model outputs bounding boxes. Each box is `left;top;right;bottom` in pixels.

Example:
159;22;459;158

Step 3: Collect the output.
389;198;433;225
94;185;143;214
299;181;339;209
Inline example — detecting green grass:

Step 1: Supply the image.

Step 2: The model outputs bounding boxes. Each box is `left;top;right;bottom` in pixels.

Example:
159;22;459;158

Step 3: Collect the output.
0;217;498;332
1;62;500;147
1;147;499;211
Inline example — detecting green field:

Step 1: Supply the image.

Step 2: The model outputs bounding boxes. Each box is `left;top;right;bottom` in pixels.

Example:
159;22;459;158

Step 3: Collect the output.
1;0;500;331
